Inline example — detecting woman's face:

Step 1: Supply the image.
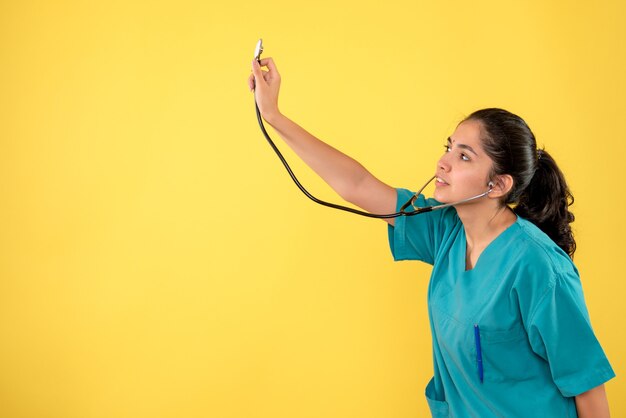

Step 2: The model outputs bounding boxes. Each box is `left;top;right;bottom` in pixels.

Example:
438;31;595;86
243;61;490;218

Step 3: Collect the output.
433;119;495;204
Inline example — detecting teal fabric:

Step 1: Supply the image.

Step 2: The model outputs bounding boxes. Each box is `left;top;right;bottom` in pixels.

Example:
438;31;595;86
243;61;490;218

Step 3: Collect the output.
388;189;615;417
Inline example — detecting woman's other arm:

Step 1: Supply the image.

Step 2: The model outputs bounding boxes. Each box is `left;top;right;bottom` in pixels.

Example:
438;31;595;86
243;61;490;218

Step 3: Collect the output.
575;384;610;418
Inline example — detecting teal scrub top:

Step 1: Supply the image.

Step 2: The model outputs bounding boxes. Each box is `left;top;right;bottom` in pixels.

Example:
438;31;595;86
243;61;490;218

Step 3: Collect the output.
388;189;615;418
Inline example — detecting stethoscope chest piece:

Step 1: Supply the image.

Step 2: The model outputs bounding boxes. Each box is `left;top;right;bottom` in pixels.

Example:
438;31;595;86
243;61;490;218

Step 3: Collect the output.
254;39;263;62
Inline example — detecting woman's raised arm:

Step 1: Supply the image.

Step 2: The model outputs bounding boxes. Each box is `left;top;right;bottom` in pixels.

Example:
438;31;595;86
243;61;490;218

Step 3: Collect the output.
249;57;397;225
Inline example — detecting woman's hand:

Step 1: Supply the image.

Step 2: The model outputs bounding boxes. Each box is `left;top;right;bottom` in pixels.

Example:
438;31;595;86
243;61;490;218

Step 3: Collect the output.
248;57;282;124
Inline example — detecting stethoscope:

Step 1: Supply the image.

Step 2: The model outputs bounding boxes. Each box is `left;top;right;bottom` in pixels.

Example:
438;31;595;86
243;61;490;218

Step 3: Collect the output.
252;39;493;219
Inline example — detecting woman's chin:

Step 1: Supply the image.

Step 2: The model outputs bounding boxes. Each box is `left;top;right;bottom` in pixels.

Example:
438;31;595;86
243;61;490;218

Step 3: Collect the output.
433;190;451;203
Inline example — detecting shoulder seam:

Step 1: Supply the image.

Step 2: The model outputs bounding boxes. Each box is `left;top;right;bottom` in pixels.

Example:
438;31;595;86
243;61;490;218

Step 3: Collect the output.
516;219;572;276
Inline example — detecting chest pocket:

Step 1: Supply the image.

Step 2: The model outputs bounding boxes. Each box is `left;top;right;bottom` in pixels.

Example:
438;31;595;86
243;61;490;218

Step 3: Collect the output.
432;304;546;385
476;323;546;383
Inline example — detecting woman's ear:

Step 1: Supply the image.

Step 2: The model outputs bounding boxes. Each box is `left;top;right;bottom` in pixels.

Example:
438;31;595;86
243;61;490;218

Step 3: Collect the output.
488;174;514;199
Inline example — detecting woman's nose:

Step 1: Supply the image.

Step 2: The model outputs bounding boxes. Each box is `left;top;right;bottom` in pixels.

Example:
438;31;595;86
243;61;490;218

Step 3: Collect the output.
438;154;451;172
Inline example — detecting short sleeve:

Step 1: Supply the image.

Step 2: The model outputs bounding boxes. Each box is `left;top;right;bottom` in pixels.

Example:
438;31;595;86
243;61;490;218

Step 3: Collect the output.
387;188;454;265
526;271;615;397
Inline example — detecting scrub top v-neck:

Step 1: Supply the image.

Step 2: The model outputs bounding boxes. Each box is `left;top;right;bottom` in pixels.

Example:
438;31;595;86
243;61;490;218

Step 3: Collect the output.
388;189;614;418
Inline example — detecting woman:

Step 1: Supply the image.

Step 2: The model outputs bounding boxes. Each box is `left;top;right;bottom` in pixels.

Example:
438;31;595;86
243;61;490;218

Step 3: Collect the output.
248;57;614;417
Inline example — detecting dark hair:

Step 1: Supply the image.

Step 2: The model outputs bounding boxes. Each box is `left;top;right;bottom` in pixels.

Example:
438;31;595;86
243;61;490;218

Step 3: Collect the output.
464;108;576;258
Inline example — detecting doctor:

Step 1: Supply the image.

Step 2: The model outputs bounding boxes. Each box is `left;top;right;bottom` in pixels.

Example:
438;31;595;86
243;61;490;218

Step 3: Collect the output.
249;57;614;417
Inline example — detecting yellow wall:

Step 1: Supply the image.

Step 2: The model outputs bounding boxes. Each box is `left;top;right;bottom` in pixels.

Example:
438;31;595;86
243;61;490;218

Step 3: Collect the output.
1;1;624;417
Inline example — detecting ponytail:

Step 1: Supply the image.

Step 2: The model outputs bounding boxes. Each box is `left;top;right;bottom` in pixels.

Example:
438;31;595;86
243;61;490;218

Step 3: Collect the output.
464;108;576;258
514;149;576;258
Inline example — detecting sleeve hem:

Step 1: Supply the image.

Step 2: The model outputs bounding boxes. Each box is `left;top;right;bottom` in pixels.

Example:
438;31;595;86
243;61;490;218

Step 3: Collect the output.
558;367;616;397
388;215;409;261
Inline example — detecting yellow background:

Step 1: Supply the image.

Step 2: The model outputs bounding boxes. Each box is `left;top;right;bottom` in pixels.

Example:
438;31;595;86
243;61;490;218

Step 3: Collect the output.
1;1;624;417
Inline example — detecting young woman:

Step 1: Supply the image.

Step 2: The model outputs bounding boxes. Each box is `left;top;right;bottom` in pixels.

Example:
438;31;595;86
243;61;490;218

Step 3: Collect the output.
248;57;614;417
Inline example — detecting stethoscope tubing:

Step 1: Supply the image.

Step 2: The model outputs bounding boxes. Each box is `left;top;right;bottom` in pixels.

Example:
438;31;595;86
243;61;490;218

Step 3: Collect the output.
254;99;492;219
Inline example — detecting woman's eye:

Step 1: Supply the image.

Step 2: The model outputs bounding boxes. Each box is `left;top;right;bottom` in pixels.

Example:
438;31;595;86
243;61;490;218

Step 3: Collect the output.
444;144;470;161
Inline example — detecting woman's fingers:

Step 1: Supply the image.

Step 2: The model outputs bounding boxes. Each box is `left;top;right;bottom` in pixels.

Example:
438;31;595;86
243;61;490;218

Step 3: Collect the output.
255;57;280;84
248;68;270;91
258;57;279;76
251;57;278;85
251;59;265;86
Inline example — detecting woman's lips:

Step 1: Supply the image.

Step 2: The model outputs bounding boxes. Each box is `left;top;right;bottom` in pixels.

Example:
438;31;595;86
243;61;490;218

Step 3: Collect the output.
435;177;449;187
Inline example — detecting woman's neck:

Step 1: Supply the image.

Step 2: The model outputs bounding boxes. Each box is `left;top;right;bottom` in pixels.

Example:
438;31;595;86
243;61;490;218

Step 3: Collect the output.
456;203;517;265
